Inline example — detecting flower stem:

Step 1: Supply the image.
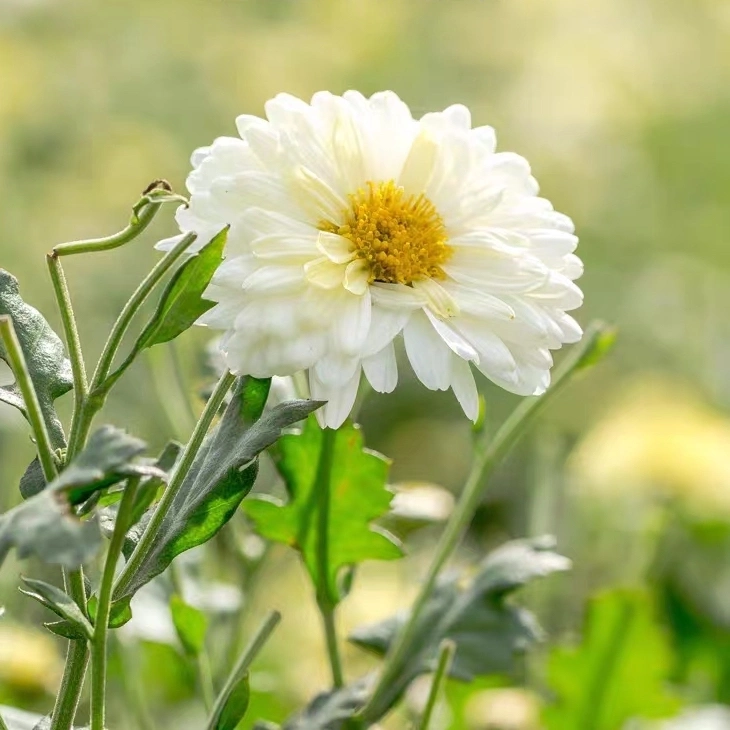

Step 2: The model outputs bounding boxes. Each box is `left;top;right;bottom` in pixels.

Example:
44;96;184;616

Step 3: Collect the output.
90;477;142;730
417;640;455;730
69;232;196;451
113;370;236;600
206;611;281;730
46;253;88;458
50;642;89;730
314;427;345;688
52;188;186;257
361;322;608;722
0;316;58;480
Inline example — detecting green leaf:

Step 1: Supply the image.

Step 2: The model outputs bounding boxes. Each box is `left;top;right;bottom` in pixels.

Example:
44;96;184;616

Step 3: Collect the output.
210;673;251;730
0;488;101;569
19;577;93;639
0;426;156;569
19;457;48;500
170;594;208;657
543;588;680;730
243;417;402;604
113;378;322;606
0;707;56;730
282;679;369;730
0;269;73;448
102;228;226;392
350;537;571;719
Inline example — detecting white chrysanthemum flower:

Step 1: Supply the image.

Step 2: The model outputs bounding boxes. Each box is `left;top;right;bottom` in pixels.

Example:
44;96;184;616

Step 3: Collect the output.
158;91;583;428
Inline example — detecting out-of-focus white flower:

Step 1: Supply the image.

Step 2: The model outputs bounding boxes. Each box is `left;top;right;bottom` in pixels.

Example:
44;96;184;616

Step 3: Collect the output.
659;706;730;730
160;91;582;427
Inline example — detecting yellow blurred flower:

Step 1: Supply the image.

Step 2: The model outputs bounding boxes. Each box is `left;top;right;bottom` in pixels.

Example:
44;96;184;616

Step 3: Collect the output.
569;376;730;518
0;624;63;694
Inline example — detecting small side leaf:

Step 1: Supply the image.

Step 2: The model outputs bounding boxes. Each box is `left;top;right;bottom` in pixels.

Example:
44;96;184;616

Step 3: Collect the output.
19;577;93;639
0;269;73;448
211;674;251;730
243;417;402;605
170;594;208;657
102;228;226;392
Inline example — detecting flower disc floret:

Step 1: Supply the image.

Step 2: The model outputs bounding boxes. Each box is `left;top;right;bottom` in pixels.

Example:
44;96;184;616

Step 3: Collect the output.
321;180;451;285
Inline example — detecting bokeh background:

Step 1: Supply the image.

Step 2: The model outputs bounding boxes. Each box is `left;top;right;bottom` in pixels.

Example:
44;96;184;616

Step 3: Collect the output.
2;0;730;728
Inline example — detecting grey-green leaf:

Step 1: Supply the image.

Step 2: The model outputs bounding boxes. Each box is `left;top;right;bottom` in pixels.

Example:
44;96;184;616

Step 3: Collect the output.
282;679;370;730
170;594;208;657
20;577;93;639
0;706;52;730
113;378;323;607
0;269;72;448
349;537;571;719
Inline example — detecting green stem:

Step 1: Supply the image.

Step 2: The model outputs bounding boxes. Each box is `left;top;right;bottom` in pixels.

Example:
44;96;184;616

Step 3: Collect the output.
46;253;88;459
52;189;186;257
70;232;196;451
417;640;455;730
0;316;58;480
206;611;281;730
198;652;216;711
50;643;89;730
90;477;142;730
314;427;345;688
362;322;608;722
113;370;236;600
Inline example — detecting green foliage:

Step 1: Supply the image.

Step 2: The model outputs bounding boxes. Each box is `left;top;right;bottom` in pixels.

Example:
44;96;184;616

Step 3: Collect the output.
0;426;156;569
114;378;322;605
170;594;208;657
0;269;73;447
543;589;681;730
19;577;93;640
350;538;570;717
101;228;227;392
281;680;369;730
243;418;401;605
209;672;251;730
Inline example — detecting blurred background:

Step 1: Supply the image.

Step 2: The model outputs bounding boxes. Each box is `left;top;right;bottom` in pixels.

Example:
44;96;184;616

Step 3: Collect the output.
2;0;730;727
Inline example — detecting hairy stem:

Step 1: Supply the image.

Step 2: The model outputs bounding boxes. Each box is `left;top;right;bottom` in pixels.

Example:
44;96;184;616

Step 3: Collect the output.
90;478;141;730
314;427;345;688
362;322;608;722
0;316;58;480
52;188;186;257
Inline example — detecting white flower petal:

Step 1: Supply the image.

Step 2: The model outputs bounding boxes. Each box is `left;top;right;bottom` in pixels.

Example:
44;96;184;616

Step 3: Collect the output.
412;278;460;319
363;342;398;393
310;365;362;429
362;305;412;358
403;311;452;391
343;259;370;295
316;231;355;264
331;288;372;356
370;282;428;310
450;356;480;422
424;310;479;362
304;257;346;290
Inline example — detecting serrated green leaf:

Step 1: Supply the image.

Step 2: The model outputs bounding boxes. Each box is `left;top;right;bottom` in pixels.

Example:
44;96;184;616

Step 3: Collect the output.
101;228;226;393
543;588;681;730
0;269;72;448
243;417;401;605
19;577;93;639
350;538;570;719
170;594;208;657
282;679;369;730
113;378;322;608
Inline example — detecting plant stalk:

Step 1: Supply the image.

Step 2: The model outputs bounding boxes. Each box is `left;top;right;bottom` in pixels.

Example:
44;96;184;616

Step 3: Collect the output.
314;427;345;688
90;477;142;730
417;640;455;730
361;322;608;722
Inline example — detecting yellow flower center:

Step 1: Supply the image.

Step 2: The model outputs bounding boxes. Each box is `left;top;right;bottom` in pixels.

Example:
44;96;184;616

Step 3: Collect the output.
321;180;452;285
